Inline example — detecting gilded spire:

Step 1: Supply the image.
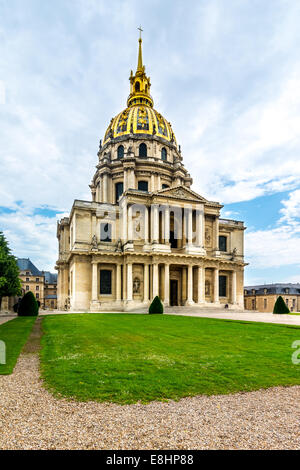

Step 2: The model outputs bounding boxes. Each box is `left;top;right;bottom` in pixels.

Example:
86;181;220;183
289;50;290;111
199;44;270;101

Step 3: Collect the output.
137;26;143;72
127;29;153;108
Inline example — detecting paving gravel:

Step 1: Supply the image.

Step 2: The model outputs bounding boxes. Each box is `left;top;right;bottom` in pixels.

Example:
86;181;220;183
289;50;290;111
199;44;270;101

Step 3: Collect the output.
0;353;299;450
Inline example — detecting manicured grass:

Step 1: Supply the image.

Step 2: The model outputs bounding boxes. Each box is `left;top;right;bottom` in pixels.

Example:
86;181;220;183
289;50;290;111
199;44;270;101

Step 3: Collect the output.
40;314;300;404
0;317;36;375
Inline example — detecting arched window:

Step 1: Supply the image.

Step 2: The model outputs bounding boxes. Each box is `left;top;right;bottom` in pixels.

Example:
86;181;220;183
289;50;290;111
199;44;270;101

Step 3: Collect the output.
161;147;167;161
117;145;124;159
135;82;140;92
139;143;147;158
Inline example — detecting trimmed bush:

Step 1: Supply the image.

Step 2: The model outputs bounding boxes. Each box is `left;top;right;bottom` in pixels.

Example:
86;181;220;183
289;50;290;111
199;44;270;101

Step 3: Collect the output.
18;291;39;317
149;296;164;314
273;295;290;314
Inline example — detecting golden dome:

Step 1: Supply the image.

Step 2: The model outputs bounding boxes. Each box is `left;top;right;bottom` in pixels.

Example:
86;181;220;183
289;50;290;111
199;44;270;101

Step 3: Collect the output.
103;106;177;146
103;33;177;147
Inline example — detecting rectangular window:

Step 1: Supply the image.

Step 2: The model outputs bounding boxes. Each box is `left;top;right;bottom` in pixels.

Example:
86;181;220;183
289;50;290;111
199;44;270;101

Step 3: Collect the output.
170;230;178;249
26;286;29;291
115;182;124;202
264;298;267;309
36;293;39;299
100;270;112;295
26;278;30;282
219;275;227;297
138;180;148;192
219;236;227;252
252;299;255;310
286;299;289;306
36;278;39;282
36;286;39;291
100;223;112;242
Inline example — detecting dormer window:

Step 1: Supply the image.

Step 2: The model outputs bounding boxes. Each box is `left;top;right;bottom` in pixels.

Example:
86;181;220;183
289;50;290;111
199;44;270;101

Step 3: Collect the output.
117;145;124;159
161;147;167;161
100;223;112;242
139;143;147;158
138;181;148;192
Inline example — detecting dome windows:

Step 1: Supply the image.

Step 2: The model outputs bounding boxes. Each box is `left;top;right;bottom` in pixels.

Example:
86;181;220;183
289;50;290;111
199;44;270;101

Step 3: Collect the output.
117;145;124;159
161;147;167;161
139;143;147;158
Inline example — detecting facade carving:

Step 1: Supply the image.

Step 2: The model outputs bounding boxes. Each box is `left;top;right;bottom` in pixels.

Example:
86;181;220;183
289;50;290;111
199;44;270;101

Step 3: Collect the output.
56;35;247;312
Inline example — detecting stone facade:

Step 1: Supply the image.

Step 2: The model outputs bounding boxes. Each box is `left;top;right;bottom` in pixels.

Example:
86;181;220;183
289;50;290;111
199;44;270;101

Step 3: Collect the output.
244;284;300;313
56;36;246;312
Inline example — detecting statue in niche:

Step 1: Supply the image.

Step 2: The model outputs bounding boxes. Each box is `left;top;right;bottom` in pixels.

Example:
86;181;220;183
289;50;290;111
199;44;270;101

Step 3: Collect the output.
205;228;211;245
133;277;141;294
231;247;237;260
91;235;98;250
115;239;123;252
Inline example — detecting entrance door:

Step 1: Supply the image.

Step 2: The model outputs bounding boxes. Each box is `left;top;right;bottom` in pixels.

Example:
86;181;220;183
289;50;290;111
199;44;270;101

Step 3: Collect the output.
170;280;178;306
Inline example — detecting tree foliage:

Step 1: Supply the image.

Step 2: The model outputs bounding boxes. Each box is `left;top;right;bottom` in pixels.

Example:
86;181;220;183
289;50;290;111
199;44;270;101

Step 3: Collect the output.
149;296;164;314
0;231;22;308
273;295;290;314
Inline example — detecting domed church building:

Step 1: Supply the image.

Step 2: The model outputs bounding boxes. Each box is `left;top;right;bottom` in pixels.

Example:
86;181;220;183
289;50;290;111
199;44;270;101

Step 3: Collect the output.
56;34;246;312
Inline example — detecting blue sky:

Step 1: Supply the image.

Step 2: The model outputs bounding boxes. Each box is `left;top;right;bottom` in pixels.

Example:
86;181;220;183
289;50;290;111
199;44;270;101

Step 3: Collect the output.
1;0;300;284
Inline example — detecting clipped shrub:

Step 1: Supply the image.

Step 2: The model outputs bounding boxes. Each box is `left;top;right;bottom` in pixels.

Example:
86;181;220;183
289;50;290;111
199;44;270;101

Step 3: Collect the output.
18;291;39;317
273;295;290;314
149;296;164;314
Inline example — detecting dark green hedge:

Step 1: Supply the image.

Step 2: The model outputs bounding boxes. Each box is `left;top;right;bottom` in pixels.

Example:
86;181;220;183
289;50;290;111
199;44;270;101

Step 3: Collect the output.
273;295;290;314
149;296;164;314
18;291;39;317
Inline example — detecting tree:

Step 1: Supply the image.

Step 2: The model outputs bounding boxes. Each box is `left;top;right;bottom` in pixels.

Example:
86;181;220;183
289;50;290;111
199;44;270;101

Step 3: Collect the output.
0;231;22;310
149;296;164;314
273;295;290;314
18;291;39;316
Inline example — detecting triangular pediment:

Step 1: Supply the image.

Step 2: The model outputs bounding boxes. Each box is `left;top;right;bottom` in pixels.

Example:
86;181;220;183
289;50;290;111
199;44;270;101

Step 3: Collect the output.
154;186;208;203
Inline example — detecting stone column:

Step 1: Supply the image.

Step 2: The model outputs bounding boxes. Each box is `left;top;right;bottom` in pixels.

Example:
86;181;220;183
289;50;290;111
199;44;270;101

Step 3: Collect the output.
214;216;220;254
123;169;128;192
152;205;159;243
197;266;205;303
152;263;159;298
143;264;149;302
164;206;170;244
213;268;219;303
144;206;149;244
164;264;170;305
127;263;133;301
157;174;161;190
232;270;237;304
116;264;122;302
92;262;98;301
122;202;127;243
103;173;108;203
128;205;133;242
196;206;204;247
187;208;193;246
150;174;155;192
186;264;194;305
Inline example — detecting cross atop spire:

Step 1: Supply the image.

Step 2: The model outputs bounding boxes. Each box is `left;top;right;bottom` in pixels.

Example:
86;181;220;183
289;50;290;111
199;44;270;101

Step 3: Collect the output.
138;25;143;39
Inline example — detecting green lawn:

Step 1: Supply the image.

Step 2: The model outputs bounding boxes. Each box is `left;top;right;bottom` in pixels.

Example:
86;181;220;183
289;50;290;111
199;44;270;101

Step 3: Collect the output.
40;314;300;404
0;317;36;375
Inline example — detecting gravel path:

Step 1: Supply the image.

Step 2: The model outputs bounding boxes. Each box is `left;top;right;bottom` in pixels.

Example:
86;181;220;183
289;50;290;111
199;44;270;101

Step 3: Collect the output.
0;353;299;450
0;314;16;326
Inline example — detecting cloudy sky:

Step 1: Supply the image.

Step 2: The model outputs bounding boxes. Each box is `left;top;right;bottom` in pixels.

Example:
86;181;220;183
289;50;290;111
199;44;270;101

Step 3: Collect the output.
1;0;300;285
